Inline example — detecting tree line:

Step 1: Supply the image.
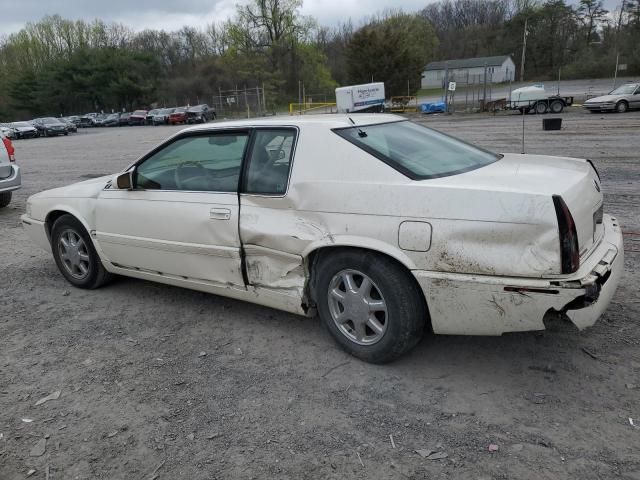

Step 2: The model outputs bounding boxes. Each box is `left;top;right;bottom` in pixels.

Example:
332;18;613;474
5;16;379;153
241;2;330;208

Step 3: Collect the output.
423;0;639;81
0;0;638;120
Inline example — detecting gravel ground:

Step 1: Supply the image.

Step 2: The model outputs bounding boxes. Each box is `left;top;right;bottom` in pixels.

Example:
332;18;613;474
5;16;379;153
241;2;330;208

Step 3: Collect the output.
1;108;639;480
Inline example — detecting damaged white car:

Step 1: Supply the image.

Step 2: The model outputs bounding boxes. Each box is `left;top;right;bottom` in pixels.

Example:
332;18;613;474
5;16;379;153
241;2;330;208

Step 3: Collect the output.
22;115;623;363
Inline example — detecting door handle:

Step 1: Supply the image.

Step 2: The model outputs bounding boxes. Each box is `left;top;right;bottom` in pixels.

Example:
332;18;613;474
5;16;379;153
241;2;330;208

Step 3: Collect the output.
210;208;231;220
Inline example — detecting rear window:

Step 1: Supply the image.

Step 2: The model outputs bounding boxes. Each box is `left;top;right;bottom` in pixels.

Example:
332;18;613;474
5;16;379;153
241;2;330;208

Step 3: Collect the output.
334;120;499;179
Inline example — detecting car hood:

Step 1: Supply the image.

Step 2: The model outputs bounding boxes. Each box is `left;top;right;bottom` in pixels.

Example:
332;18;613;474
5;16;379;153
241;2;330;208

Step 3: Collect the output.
31;175;113;200
585;94;620;104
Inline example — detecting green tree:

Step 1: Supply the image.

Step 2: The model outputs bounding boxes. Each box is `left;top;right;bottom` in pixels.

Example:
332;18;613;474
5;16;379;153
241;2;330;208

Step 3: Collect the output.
577;0;608;44
346;13;438;96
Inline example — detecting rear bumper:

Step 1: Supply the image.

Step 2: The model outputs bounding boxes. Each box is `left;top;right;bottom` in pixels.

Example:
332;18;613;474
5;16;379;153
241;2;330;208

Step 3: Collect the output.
0;165;21;193
413;214;623;335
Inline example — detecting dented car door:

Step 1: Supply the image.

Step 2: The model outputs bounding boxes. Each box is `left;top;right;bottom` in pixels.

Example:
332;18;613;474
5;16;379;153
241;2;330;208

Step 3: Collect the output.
95;131;248;287
239;128;308;298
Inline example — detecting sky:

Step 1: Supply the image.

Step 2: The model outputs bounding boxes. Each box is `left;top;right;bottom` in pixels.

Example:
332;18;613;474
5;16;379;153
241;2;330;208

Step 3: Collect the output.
0;0;431;34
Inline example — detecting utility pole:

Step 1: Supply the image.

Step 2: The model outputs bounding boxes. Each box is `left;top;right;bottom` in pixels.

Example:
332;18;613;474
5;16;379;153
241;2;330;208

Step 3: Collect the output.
613;0;626;90
483;63;488;111
520;18;528;82
443;63;449;112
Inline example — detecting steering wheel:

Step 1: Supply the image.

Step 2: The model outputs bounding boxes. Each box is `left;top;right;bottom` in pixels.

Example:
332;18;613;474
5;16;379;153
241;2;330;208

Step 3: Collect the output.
174;160;211;190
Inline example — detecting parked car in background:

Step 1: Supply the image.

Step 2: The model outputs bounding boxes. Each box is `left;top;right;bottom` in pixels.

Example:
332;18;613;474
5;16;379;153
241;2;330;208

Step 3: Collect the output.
93;114;108;127
152;108;175;125
20;115;623;363
583;82;640;113
186;104;215;124
146;109;160;125
103;113;121;127
79;114;96;128
168;107;188;125
10;122;39;139
33;118;68;137
129;110;148;126
118;112;132;126
59;118;78;133
0;124;17;140
66;116;81;126
0;130;20;208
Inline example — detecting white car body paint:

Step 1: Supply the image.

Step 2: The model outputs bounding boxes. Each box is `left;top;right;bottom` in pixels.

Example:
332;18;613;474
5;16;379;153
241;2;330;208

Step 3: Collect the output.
22;114;623;335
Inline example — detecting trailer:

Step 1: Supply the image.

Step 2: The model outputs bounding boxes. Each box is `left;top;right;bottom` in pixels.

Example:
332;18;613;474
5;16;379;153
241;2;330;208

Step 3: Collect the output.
508;85;574;114
335;82;385;113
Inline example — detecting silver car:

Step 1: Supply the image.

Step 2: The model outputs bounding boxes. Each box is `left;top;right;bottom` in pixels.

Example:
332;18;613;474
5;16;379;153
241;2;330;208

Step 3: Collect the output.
583;82;640;113
0;131;21;208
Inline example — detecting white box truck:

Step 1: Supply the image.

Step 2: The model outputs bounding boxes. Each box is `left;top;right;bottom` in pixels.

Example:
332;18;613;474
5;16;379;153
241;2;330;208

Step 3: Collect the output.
335;82;385;113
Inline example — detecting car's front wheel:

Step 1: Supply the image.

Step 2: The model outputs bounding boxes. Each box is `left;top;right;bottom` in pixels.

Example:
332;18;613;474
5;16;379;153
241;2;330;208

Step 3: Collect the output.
616;101;628;113
316;249;426;363
51;214;112;289
0;191;12;208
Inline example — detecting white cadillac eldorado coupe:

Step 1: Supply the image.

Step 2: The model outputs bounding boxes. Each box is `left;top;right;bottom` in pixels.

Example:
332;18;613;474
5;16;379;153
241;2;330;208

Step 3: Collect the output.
22;114;624;363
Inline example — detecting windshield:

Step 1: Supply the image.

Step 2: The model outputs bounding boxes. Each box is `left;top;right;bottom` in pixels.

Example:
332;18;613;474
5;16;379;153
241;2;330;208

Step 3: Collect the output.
12;122;31;128
610;84;638;95
173;108;186;113
42;117;61;124
188;105;205;112
334;120;499;179
133;110;146;115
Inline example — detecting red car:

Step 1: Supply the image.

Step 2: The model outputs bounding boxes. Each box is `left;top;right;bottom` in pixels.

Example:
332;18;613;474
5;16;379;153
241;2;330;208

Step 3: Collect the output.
168;107;188;125
128;110;148;126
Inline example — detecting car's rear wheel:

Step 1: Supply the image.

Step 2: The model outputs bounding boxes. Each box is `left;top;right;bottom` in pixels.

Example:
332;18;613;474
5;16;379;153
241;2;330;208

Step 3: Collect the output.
51;214;112;289
616;101;628;113
316;250;426;363
0;192;12;208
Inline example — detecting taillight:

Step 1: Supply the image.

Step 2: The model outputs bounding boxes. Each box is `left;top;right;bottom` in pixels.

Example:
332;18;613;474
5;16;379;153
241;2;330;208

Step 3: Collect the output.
2;136;15;162
552;195;580;274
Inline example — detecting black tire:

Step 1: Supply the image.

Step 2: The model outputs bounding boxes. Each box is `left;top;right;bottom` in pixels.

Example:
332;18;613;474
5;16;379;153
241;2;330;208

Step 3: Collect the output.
51;214;113;289
589;110;600;114
0;191;12;208
550;100;564;113
616;101;628;113
315;249;427;363
534;102;548;114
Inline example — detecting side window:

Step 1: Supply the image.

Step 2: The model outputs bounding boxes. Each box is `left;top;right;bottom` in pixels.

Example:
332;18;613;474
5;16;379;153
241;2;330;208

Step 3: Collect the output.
135;133;248;192
244;129;296;195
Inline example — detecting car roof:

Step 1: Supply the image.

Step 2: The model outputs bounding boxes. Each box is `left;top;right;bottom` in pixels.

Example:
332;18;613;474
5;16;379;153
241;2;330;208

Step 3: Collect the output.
182;114;405;133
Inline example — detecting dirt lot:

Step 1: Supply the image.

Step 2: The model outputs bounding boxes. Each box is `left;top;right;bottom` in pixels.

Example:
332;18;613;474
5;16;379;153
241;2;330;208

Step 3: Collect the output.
1;108;639;480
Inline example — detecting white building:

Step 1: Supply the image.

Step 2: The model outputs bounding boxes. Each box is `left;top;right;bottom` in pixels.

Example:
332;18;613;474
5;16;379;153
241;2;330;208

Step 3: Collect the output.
421;55;516;89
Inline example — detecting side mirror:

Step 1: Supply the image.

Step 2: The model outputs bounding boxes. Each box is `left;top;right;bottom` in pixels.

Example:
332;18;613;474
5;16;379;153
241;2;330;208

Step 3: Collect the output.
114;170;134;190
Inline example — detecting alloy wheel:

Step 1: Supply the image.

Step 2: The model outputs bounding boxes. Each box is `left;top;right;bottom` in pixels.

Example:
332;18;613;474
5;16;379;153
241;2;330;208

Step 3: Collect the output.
327;269;388;345
57;228;91;280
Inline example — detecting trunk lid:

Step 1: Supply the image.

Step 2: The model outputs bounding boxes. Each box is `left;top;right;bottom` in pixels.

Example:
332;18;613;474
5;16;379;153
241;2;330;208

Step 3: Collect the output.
449;153;604;258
